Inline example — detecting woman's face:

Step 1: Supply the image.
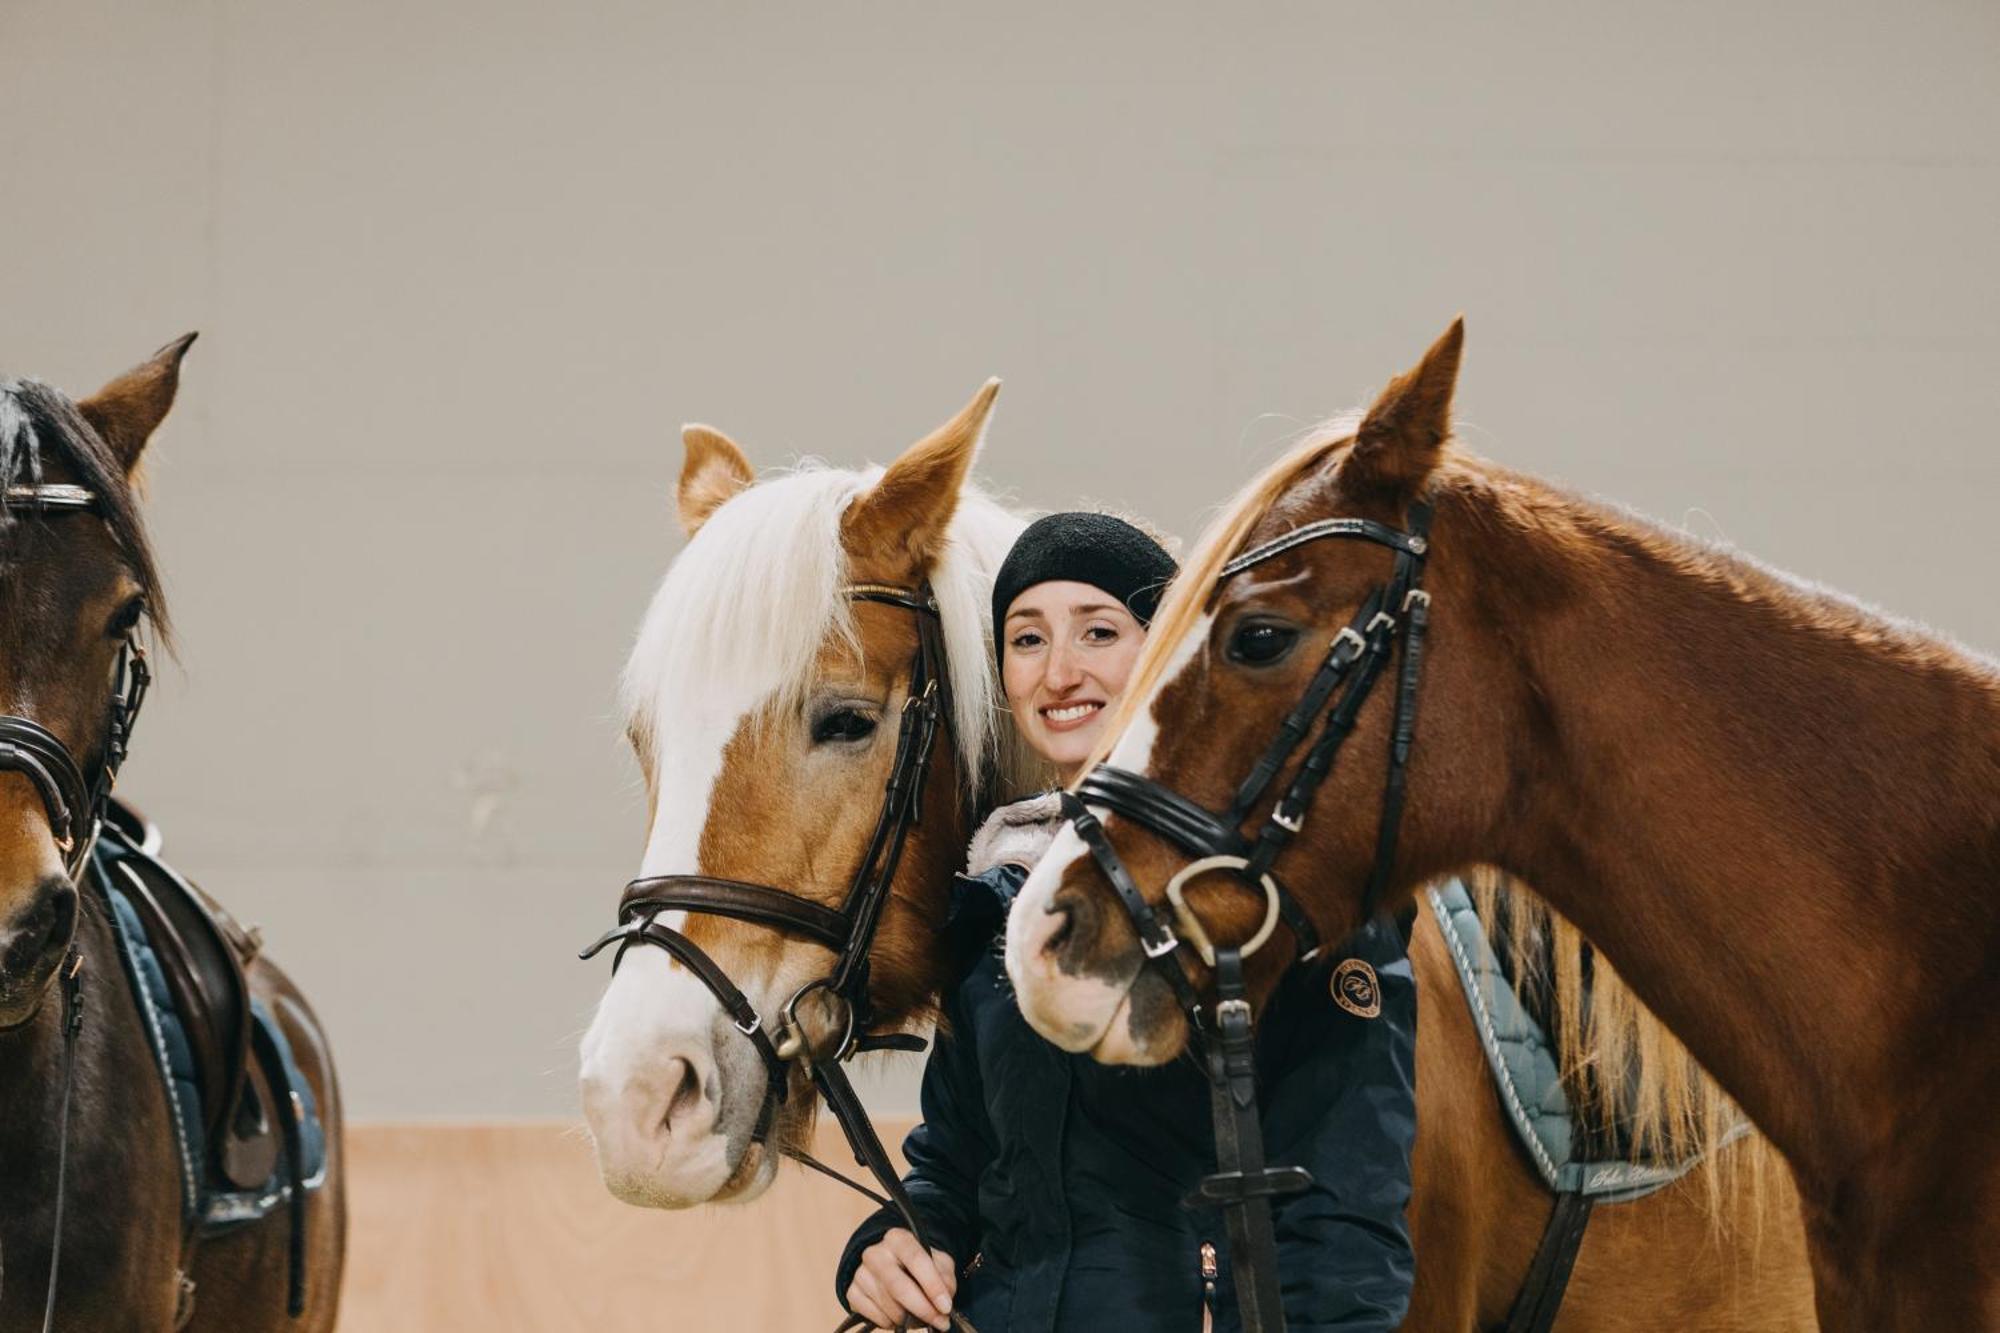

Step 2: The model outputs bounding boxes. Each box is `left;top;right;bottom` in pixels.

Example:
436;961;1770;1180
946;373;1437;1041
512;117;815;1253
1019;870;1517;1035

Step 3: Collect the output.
1001;580;1148;778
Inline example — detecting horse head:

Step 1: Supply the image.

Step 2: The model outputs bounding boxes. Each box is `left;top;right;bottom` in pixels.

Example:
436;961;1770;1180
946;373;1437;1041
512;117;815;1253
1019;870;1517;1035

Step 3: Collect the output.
580;382;1034;1207
1005;320;1495;1065
0;337;184;1026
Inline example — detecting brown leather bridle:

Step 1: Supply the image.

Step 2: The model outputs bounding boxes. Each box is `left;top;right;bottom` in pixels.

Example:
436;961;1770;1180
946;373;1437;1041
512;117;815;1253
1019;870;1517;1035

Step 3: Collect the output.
580;581;977;1332
1059;503;1434;1333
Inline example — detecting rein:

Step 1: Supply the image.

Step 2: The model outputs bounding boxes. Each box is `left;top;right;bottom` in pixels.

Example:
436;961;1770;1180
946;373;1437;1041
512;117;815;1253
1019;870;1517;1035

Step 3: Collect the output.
1059;503;1434;1333
580;582;976;1333
0;481;152;1333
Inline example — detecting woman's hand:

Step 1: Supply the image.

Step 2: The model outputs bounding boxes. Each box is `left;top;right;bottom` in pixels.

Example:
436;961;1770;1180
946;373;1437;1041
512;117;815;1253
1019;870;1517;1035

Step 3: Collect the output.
846;1228;958;1331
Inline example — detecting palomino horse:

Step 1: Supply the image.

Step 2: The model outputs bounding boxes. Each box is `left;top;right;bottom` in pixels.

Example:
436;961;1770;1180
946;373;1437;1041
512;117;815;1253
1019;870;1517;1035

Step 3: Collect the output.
579;384;1038;1208
0;340;345;1331
1006;319;1997;1331
580;383;1812;1330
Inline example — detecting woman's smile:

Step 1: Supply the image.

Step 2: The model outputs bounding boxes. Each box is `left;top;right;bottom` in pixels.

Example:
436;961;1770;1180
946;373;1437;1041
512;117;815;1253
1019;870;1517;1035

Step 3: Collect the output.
1039;699;1106;730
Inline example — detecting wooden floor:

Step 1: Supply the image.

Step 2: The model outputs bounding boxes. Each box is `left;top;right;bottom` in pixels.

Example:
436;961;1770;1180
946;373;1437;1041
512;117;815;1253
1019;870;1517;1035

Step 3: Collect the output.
341;1120;915;1331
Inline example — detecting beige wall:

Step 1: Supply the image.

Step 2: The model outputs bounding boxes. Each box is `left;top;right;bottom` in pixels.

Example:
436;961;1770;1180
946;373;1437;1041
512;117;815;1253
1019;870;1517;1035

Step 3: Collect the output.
3;1;1995;1117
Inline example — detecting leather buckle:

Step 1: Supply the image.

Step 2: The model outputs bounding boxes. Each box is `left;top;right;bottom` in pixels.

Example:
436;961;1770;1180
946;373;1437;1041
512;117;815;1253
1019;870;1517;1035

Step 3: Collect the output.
1402;587;1431;612
1365;610;1396;637
1142;924;1181;959
1331;626;1366;656
1270;805;1303;834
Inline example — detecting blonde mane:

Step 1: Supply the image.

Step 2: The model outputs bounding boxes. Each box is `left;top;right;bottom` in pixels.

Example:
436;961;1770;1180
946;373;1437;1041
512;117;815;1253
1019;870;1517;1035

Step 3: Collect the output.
622;460;1044;805
1093;421;1769;1188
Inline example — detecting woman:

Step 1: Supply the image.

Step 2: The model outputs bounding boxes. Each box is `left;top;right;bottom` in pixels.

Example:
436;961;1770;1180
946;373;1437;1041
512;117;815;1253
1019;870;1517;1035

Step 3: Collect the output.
838;512;1418;1332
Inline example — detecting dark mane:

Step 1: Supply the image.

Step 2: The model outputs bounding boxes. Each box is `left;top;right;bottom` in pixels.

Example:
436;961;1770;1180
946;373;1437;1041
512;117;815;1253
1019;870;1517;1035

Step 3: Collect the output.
0;377;169;637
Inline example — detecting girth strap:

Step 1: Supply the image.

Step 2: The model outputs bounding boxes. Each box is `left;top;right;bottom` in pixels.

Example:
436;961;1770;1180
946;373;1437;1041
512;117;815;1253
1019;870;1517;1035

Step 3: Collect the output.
1501;1191;1595;1333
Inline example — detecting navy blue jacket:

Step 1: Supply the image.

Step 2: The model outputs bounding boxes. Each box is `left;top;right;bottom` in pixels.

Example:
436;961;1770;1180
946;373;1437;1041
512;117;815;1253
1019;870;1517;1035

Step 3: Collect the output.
837;863;1417;1332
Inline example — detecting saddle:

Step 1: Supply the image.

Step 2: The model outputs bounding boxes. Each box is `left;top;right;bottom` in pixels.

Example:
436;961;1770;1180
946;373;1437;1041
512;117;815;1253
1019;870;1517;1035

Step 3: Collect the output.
95;798;287;1194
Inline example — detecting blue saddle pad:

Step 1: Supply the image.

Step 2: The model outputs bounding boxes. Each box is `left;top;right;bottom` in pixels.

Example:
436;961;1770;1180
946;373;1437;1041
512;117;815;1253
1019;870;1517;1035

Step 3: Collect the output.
101;875;327;1231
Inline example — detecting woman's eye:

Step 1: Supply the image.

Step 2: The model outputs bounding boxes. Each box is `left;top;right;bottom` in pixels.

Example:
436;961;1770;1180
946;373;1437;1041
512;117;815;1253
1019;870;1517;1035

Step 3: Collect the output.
1011;632;1045;650
812;709;878;745
1084;625;1119;644
1228;621;1298;666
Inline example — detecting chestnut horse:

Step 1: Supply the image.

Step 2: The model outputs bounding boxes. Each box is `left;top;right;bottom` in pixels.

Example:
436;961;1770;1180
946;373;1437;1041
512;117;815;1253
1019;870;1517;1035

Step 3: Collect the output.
0;341;345;1331
579;383;1812;1330
1006;319;1996;1331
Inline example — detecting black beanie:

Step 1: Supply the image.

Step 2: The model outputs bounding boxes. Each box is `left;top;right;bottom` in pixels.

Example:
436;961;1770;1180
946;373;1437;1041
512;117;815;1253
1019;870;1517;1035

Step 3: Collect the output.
992;512;1179;658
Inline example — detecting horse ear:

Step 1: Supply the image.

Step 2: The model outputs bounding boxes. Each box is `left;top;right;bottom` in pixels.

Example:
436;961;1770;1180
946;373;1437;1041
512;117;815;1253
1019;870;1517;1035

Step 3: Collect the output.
677;424;755;537
75;333;198;473
842;379;999;572
1345;317;1464;501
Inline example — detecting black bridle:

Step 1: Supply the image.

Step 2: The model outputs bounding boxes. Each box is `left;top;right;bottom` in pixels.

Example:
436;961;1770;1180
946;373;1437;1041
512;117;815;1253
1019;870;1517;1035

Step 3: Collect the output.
1059;502;1434;1333
580;582;977;1333
0;480;154;1333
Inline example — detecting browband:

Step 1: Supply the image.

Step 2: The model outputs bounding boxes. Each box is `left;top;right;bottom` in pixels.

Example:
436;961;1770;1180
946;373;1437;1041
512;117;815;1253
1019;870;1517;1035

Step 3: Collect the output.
2;484;99;513
1220;516;1426;578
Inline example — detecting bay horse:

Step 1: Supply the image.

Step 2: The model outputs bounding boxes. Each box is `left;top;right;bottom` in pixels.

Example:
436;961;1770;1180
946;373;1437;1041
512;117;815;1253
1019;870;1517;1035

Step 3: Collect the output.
1005;319;1996;1331
0;340;345;1330
579;382;1812;1330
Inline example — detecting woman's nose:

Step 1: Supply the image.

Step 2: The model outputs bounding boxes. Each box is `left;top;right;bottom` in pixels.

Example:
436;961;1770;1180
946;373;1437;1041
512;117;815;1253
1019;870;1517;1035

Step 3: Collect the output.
1045;642;1085;691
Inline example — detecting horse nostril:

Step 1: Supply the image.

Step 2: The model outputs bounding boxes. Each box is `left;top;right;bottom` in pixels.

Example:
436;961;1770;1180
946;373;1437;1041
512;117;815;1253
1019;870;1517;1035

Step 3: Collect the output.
1044;904;1076;957
2;880;76;977
657;1057;707;1137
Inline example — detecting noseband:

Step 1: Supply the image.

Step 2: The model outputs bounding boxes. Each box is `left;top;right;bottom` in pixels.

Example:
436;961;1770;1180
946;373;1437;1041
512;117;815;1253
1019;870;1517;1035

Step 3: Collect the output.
580;582;977;1331
1059;502;1434;1333
0;481;154;1333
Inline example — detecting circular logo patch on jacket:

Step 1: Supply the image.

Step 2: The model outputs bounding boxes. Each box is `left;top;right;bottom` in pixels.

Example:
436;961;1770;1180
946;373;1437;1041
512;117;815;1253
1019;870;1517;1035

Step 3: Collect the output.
1331;958;1381;1018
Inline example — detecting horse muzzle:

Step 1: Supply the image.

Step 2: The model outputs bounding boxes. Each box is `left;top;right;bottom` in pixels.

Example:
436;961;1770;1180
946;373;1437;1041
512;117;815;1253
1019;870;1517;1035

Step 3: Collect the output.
0;875;78;1025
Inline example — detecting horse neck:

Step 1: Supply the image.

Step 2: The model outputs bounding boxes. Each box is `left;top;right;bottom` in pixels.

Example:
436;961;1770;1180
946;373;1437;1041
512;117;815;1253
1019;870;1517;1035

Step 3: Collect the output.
1450;482;2000;1180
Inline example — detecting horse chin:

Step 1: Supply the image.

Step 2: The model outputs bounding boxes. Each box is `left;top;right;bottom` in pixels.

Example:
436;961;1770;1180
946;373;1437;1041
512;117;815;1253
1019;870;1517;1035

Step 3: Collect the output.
1086;969;1190;1067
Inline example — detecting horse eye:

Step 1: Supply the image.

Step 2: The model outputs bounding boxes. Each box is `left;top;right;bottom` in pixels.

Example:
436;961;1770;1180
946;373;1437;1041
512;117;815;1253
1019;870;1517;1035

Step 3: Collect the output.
107;596;145;638
812;709;878;745
1227;620;1298;667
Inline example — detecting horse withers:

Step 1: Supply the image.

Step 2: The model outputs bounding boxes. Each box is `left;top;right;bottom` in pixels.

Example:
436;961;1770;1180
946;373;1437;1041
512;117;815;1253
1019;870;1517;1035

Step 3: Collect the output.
0;340;346;1331
1007;319;1997;1331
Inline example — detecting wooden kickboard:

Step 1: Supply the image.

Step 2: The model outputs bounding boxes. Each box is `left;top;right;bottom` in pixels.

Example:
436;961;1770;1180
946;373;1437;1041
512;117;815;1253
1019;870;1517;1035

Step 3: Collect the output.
340;1120;916;1331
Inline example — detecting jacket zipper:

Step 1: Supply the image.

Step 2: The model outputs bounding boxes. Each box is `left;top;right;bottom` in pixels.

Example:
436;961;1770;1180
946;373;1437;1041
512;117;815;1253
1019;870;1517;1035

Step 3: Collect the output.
1200;1241;1218;1332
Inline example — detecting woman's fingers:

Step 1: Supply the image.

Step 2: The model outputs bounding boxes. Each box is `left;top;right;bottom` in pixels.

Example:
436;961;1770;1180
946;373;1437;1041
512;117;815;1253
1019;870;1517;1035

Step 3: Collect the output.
873;1259;945;1329
884;1229;956;1319
854;1233;947;1330
931;1248;959;1299
845;1270;891;1331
